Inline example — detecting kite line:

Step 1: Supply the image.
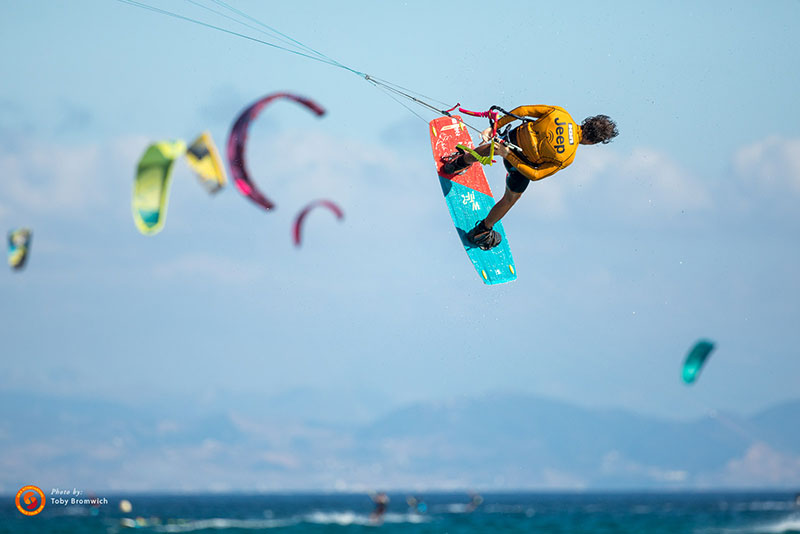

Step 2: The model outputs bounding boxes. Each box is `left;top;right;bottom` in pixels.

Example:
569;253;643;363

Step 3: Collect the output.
114;0;481;130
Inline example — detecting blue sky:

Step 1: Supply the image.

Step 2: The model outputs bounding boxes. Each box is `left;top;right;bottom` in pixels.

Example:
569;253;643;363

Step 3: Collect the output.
2;0;800;428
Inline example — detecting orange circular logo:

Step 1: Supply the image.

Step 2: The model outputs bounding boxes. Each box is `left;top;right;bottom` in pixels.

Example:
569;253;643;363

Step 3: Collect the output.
15;486;46;516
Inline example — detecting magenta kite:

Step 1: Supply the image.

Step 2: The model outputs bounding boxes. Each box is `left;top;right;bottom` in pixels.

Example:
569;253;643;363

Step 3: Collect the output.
226;93;326;211
293;200;344;247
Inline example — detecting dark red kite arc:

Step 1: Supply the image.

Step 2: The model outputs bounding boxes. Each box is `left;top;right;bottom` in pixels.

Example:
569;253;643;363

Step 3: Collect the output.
293;200;344;247
226;93;326;211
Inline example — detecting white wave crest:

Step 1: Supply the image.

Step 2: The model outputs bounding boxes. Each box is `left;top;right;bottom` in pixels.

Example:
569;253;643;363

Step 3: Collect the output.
757;515;800;534
153;517;297;532
303;510;429;525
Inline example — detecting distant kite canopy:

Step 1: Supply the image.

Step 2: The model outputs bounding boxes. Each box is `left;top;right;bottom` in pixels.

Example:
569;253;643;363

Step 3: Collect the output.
7;228;32;270
185;131;227;194
682;339;716;384
292;200;344;247
132;140;187;236
226;92;326;211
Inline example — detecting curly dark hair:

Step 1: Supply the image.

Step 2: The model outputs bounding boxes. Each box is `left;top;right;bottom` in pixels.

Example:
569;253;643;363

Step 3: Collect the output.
581;115;618;144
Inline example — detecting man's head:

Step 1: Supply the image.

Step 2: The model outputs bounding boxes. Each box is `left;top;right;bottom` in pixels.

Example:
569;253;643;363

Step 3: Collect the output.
580;115;618;145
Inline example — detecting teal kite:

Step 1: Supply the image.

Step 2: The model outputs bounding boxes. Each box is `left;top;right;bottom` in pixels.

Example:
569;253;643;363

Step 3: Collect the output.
682;339;715;384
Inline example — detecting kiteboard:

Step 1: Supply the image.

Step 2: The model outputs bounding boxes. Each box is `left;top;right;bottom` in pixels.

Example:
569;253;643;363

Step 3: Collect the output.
429;116;517;285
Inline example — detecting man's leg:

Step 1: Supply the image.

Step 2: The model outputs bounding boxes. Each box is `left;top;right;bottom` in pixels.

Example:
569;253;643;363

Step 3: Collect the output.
464;187;521;250
442;143;494;175
484;187;523;228
465;161;528;250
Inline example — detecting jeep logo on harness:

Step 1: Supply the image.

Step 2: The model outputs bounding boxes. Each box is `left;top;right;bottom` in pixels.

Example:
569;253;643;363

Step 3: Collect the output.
554;117;567;153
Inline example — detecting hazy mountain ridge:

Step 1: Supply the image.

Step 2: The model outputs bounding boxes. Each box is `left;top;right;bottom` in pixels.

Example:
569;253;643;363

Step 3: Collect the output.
2;391;798;492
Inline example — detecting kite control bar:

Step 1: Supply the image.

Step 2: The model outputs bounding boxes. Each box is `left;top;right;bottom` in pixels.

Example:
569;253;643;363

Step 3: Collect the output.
454;105;528;164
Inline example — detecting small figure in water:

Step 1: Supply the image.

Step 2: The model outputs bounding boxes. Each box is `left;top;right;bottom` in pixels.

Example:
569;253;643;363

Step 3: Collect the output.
441;105;618;250
465;492;483;513
370;492;390;524
406;495;427;514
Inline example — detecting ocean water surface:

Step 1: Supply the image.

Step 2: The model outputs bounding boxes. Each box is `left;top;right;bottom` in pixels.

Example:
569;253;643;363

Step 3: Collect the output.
2;491;799;534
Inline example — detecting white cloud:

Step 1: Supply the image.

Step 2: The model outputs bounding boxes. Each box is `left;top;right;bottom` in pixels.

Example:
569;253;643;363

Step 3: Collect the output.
513;137;800;226
151;253;265;284
243;128;433;217
0;135;149;222
512;146;712;224
600;450;689;483
0;141;102;215
734;136;800;195
613;147;712;211
541;468;588;489
718;442;800;486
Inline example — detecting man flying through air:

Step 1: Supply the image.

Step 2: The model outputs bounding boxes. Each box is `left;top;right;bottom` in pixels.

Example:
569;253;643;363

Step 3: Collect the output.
441;105;619;249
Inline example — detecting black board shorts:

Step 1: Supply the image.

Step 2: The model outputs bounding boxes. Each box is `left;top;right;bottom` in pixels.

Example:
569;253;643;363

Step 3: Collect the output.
502;127;531;194
504;159;530;194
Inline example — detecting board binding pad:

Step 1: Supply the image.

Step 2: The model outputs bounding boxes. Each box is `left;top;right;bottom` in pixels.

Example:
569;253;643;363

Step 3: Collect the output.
429;116;517;285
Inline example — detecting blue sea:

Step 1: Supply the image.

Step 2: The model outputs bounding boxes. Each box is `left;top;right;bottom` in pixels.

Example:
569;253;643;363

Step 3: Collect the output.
3;492;800;534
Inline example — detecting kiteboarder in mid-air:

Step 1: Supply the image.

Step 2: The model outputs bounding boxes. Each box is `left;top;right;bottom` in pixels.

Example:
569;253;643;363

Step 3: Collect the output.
441;106;618;250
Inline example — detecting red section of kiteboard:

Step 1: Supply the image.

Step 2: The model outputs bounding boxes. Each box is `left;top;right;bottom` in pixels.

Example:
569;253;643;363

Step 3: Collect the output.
429;116;492;197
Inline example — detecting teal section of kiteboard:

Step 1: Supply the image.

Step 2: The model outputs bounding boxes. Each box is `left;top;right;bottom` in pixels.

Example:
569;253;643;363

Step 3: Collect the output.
429;116;517;285
440;179;517;285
